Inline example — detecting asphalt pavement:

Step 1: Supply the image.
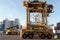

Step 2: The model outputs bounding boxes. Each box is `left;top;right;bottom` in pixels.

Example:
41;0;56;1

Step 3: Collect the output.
0;34;60;40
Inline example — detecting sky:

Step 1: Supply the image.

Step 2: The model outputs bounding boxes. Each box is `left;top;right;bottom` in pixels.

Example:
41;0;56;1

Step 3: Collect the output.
0;0;60;27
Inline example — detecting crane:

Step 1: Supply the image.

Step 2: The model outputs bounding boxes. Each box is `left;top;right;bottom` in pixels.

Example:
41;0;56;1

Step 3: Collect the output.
22;0;54;39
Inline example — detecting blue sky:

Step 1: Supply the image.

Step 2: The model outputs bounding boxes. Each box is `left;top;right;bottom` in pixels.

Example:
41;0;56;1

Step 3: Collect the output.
0;0;60;26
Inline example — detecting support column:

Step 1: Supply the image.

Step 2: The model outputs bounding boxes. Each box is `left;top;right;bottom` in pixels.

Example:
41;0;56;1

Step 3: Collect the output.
42;10;45;24
26;8;30;27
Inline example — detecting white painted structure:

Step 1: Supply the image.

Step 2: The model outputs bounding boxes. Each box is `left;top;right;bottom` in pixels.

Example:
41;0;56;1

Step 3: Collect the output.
4;19;11;29
48;25;56;34
4;19;20;28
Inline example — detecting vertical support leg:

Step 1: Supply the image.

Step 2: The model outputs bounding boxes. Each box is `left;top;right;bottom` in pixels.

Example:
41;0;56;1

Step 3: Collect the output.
26;8;30;29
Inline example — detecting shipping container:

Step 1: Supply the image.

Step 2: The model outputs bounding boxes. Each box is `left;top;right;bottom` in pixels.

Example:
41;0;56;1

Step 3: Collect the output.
57;22;60;26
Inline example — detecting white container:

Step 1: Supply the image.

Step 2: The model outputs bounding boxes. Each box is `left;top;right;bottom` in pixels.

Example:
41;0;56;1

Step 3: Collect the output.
56;30;60;33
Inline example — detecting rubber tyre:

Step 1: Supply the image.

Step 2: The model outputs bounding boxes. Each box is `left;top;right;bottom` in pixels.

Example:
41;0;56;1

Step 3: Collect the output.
28;34;34;39
40;34;45;39
47;34;52;39
15;33;17;35
8;32;11;35
22;34;27;39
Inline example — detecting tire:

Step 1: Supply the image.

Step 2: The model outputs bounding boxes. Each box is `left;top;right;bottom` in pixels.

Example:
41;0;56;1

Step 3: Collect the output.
8;32;11;35
22;34;27;39
28;32;34;39
40;34;45;39
28;34;34;39
47;34;52;39
15;33;17;35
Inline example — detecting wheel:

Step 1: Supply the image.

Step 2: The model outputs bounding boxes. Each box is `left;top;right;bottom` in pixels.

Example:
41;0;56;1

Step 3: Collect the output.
28;34;34;39
40;34;45;39
22;34;27;39
28;32;34;39
47;34;52;39
15;33;17;35
8;32;11;35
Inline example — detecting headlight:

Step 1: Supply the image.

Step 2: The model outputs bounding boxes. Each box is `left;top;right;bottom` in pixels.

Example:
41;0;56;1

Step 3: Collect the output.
6;32;8;34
